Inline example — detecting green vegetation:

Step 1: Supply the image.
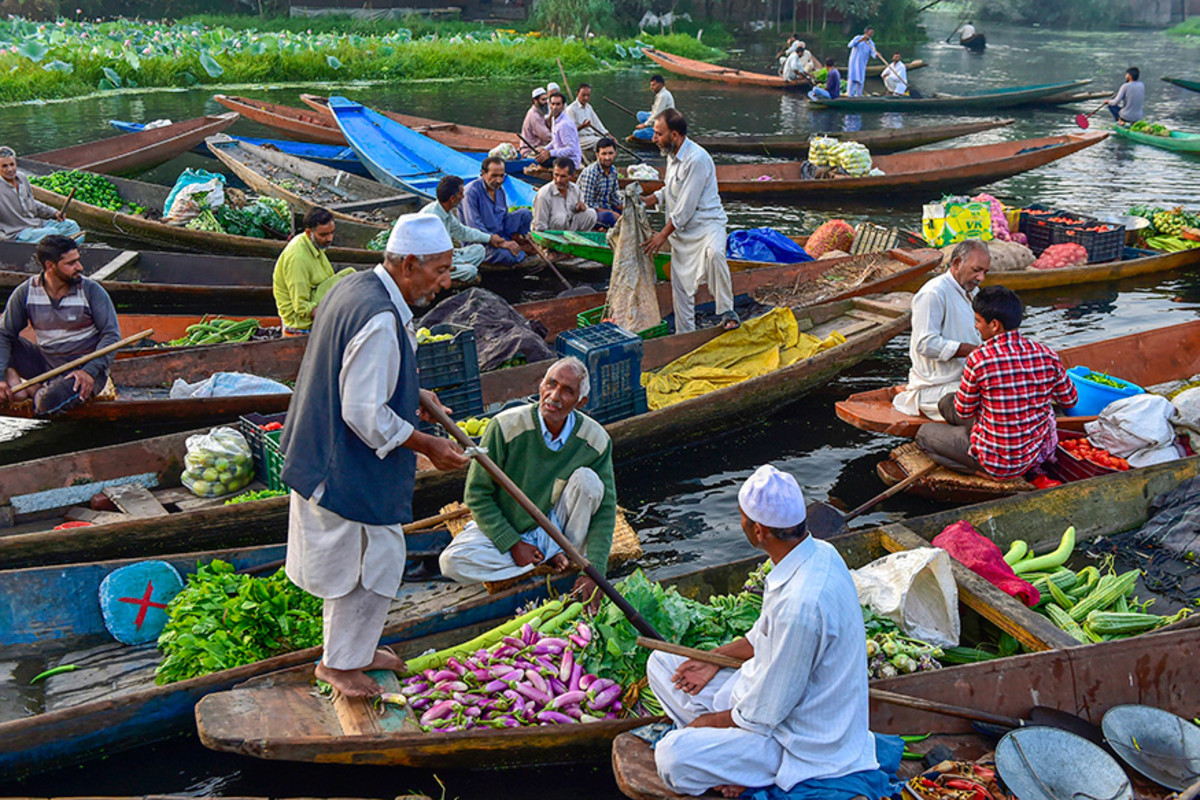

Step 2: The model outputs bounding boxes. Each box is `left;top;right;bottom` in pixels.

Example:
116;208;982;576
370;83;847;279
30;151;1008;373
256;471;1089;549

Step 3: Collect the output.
0;16;723;104
966;0;1126;27
1168;18;1200;36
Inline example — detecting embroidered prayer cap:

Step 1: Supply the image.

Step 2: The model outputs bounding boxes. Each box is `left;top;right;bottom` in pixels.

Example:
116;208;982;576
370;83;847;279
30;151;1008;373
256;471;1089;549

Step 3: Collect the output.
547;81;561;93
532;86;548;99
386;213;453;257
738;464;807;528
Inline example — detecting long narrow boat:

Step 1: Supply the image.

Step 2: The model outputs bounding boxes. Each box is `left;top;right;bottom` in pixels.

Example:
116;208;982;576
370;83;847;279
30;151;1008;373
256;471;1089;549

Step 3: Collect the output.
626;132;1107;198
623;118;1016;157
613;626;1200;800
300;93;518;153
29;113;239;175
17;158;384;263
836;317;1200;438
1110;122;1200;153
212;94;348;145
328;96;537;208
959;32;987;52
205;134;420;228
809;79;1094;111
641;48;926;90
1029;88;1110;106
1162;76;1200;93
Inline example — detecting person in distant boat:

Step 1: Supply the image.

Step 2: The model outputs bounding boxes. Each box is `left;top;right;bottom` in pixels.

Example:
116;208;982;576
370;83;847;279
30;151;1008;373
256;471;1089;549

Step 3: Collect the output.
1106;67;1145;124
0;234;119;415
893;239;989;421
520;87;552;157
272;206;357;336
0;147;83;243
439;357;616;609
281;214;469;699
632;74;675;141
646;464;883;799
782;45;814;84
532;157;599;234
959;21;977;42
915;286;1078;480
881;53;908;96
776;33;801;65
566;83;611;160
461;156;534;267
846;27;880;97
576;138;623;227
542;91;583;170
808;58;842;101
422;175;522;283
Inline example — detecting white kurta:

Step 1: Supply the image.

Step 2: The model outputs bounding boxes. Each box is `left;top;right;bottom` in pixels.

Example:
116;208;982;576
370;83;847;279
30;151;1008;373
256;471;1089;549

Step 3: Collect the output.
782;51;806;82
893;272;981;420
882;61;908;95
566;100;610;151
652;137;733;333
532;181;598;232
846;35;877;95
650;87;675;120
648;538;878;795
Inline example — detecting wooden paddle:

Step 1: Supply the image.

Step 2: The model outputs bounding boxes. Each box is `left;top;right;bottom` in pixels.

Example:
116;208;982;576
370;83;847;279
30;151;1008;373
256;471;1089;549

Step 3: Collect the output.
59;186;77;219
806;461;939;538
9;329;155;395
420;397;665;640
556;57;572;98
1076;100;1110;129
604;96;641;120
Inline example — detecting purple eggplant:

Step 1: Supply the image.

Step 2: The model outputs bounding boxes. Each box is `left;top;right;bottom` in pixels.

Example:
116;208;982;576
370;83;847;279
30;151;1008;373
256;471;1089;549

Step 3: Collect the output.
420;699;457;726
515;682;551;706
568;663;582;692
558;650;574;683
434;680;468;693
550;690;586;710
525;669;548;694
568;634;588;648
548;677;567;695
483;679;509;693
579;673;596;690
588;683;622;710
536;710;577;725
400;681;429;696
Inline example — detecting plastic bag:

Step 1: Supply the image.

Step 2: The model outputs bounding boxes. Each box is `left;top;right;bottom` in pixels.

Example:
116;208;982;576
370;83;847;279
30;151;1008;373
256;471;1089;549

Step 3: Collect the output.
1085;394;1181;467
625;163;660;181
181;427;254;498
726;228;813;263
169;372;293;399
922;200;993;247
488;142;520;161
163;168;227;225
971;192;1012;242
852;547;960;647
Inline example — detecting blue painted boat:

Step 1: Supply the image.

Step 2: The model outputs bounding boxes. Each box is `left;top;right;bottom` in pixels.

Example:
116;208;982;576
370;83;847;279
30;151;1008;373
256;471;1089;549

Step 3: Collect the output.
327;96;536;208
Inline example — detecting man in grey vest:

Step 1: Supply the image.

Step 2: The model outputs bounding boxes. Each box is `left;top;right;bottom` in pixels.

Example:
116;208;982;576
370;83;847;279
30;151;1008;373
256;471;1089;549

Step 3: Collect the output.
281;213;470;698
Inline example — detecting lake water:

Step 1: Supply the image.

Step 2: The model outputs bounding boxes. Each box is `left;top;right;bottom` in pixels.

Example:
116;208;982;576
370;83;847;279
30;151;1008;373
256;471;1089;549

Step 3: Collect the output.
1;12;1199;795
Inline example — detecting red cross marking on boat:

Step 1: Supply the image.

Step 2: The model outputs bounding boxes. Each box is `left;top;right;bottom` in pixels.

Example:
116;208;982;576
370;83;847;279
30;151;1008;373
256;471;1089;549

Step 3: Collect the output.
117;580;168;629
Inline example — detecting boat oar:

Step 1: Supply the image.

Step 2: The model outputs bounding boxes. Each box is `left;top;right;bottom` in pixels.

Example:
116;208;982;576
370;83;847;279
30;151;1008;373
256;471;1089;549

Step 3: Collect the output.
10;329;155;395
944;22;963;43
419;397;664;641
604;97;641;121
59;186;77;219
530;238;575;292
805;461;939;538
1076;100;1110;129
556;57;573;98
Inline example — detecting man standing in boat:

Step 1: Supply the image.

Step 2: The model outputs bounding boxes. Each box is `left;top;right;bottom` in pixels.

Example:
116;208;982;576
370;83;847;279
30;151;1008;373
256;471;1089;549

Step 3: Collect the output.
642;109;738;333
0;234;119;415
645;464;884;798
519;87;552;158
280;214;469;698
422;175;523;283
0;147;83;243
846;27;880;98
893;239;989;420
272;206;356;336
632;75;675;142
461;156;534;268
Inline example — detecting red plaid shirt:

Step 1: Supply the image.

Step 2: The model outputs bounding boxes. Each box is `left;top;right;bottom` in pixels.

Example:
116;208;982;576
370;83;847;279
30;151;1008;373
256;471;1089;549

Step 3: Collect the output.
955;330;1078;479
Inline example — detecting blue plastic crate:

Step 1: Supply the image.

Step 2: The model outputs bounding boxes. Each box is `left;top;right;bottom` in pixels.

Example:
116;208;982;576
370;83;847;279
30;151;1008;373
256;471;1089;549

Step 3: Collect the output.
419;377;485;436
586;387;648;424
417;323;480;390
555;322;643;407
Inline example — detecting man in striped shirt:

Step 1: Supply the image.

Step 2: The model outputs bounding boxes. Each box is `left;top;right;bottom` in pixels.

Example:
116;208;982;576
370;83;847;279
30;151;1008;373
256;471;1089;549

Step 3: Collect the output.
916;286;1078;479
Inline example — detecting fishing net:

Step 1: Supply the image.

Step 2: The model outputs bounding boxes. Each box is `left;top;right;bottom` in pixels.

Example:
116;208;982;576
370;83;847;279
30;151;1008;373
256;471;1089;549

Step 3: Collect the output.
604;185;661;335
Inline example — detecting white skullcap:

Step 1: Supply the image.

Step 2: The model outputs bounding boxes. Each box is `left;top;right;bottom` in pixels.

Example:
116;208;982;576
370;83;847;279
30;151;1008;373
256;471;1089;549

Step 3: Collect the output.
738;464;807;528
532;86;547;99
797;41;806;48
386;213;453;257
547;81;560;93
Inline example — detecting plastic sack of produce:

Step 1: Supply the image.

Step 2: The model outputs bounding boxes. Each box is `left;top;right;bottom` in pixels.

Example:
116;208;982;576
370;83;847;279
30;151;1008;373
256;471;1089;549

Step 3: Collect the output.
922;200;993;247
1084;394;1181;468
726;227;813;263
625;163;660;181
169;371;293;399
971;192;1012;241
852;547;960;647
181;427;254;498
487;142;520;161
932;521;1040;607
807;136;839;166
1030;242;1088;270
163;168;227;225
832;140;872;176
804;219;855;257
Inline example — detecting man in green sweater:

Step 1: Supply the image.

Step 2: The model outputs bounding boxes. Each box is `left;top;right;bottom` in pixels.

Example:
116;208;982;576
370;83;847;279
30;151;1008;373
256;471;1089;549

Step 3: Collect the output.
439;357;616;601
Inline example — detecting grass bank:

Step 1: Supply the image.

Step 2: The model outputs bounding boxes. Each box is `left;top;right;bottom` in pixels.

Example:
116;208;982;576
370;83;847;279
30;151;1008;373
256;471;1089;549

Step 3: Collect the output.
0;16;723;104
1167;18;1200;36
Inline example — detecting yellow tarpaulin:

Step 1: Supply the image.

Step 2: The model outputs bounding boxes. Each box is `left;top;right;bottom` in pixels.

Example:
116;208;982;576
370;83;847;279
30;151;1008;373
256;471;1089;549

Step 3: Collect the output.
642;307;847;410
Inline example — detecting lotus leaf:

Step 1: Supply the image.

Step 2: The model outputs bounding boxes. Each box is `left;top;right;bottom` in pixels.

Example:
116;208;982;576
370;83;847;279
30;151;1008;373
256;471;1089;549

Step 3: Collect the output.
199;49;223;77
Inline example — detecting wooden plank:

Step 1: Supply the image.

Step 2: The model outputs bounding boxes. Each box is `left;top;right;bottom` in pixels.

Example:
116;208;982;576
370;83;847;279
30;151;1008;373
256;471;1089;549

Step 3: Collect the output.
88;250;140;282
328;194;416;213
65;507;131;525
844;308;898;325
9;473;158;516
811;317;874;339
331;677;381;736
103;484;169;518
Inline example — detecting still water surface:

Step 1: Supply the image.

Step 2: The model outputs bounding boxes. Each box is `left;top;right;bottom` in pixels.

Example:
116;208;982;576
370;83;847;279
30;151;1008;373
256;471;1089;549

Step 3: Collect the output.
1;12;1199;794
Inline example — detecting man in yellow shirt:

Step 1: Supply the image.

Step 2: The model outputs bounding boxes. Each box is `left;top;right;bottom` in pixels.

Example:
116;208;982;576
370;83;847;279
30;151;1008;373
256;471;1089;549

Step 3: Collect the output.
272;207;356;335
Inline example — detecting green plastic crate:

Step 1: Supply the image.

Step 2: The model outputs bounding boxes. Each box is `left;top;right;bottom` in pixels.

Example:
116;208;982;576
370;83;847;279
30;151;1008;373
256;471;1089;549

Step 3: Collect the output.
262;430;286;492
576;306;669;340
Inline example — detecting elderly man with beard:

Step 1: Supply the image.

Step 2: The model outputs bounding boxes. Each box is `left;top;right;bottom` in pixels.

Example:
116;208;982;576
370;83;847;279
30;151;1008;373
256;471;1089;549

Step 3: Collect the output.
0;234;119;415
272;206;356;336
642;109;737;333
281;214;471;698
520;87;552;157
439;357;616;605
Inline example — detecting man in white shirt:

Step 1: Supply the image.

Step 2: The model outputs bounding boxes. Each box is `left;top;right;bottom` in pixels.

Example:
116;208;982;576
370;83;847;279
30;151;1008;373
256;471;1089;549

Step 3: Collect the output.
533;157;598;233
566;83;611;159
422;175;522;282
892;238;990;420
959;21;976;41
280;214;469;698
647;464;879;797
633;75;675;141
881;52;908;95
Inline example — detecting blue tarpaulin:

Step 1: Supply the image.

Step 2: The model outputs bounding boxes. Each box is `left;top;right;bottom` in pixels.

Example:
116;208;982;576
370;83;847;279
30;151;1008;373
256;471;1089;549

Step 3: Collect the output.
727;228;814;264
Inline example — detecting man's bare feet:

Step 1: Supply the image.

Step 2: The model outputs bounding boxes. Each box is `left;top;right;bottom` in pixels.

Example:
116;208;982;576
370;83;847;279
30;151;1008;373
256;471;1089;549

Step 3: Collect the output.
715;785;747;798
547;553;570;572
315;662;382;697
367;646;405;672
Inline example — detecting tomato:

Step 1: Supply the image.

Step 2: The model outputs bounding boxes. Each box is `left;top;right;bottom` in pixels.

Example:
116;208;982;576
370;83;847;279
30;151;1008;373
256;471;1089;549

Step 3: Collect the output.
262;421;284;431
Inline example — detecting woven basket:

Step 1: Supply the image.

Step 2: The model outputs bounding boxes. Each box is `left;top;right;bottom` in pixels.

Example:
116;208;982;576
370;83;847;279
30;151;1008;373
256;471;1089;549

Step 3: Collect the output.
890;442;1036;493
441;501;643;594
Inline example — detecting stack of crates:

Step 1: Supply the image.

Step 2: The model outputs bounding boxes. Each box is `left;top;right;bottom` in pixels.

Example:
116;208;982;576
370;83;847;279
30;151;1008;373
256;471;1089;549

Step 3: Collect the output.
239;412;287;491
555;322;646;424
417;323;484;433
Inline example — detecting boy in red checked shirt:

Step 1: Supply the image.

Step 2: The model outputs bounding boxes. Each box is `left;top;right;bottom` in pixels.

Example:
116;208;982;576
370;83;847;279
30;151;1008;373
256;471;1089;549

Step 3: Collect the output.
915;285;1078;481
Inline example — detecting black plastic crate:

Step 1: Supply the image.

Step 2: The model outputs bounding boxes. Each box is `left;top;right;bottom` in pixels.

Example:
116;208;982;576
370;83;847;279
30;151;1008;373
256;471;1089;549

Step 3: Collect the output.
1016;204;1059;235
1059;223;1126;264
587;387;648;424
239;412;287;483
417;323;480;390
555;323;643;408
1026;214;1095;255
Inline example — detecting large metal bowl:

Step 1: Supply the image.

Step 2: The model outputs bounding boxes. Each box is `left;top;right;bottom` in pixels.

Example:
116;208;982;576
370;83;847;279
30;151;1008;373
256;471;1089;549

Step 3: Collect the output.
1102;215;1151;246
1102;704;1200;791
996;727;1132;800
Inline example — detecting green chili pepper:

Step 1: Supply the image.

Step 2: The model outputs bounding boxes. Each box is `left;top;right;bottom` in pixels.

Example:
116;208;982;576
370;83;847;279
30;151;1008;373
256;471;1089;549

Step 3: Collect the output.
30;664;77;684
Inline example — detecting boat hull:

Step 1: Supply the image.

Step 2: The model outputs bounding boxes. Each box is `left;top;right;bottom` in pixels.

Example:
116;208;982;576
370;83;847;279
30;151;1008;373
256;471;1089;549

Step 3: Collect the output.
1111;124;1200;153
31;114;239;175
809;79;1093;111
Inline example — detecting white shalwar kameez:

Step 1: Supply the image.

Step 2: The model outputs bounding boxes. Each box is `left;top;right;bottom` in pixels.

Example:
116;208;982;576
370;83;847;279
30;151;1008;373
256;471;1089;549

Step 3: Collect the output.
892;272;980;420
883;61;908;95
647;537;878;795
846;35;878;97
286;264;416;670
651;137;733;334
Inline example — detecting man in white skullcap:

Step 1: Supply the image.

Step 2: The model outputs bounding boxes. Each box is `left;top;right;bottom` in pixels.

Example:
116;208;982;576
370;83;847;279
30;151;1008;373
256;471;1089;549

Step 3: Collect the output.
281;213;470;698
645;464;881;798
520;86;552;157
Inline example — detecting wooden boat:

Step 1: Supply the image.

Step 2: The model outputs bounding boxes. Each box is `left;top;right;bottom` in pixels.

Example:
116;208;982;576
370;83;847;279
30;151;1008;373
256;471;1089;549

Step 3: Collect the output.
613;626;1200;800
960;32;987;52
328;96;537;208
1029;88;1111;106
205;134;420;228
624;118;1015;157
809;79;1093;111
17;158;384;263
212;94;348;145
300;93;518;153
29;114;239;175
836;317;1200;439
641;48;925;90
1162;76;1200;94
1111;122;1200;153
625;132;1108;199
194;523;1068;769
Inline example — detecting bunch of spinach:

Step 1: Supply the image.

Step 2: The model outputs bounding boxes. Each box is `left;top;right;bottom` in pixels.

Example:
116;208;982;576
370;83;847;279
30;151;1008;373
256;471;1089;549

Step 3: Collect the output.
154;560;322;685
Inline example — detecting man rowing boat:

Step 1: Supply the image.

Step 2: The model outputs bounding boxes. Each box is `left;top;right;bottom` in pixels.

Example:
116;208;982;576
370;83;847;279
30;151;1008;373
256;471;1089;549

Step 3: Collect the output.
846;27;880;97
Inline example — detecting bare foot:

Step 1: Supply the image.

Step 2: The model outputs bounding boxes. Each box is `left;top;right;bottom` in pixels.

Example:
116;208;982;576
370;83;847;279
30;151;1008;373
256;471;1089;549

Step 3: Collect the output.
547;553;570;573
367;646;405;672
715;785;747;798
315;662;383;697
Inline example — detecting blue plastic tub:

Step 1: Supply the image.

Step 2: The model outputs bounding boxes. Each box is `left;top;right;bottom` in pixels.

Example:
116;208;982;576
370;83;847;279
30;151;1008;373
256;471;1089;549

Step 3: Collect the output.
1064;366;1144;416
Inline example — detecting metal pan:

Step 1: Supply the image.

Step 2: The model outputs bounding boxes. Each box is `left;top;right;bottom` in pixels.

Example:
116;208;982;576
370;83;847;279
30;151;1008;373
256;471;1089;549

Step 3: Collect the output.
1101;704;1200;791
996;727;1131;800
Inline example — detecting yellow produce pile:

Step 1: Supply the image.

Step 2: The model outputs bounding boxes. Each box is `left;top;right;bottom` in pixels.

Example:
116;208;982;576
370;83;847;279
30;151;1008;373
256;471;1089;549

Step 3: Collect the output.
455;416;490;437
417;327;455;344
